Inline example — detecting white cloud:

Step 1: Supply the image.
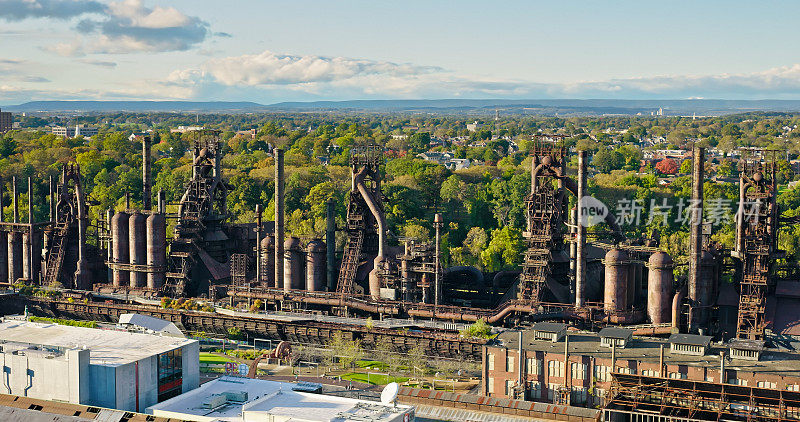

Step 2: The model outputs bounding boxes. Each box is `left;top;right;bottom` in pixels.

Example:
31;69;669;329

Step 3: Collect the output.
0;0;104;21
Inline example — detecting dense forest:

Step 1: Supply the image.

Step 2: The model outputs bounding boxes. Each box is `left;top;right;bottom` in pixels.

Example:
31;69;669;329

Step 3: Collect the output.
5;111;800;274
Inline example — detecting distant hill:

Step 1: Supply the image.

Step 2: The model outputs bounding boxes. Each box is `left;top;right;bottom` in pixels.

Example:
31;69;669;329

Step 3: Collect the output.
3;101;267;112
6;99;800;115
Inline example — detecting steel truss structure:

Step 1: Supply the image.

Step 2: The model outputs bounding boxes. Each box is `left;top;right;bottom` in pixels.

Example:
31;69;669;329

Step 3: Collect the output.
602;373;800;422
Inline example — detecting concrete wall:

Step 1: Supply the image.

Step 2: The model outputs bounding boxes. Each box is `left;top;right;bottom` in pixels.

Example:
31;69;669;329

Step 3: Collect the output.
0;348;89;404
182;341;200;393
88;364;116;408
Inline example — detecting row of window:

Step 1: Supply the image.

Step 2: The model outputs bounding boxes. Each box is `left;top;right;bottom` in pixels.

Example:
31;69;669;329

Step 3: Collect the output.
488;352;794;391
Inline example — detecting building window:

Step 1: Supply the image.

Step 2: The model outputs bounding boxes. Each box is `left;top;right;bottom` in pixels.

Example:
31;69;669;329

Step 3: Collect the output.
488;378;494;394
529;382;542;399
527;358;541;375
548;360;564;377
547;383;560;400
787;384;800;392
506;356;515;373
617;366;633;375
488;353;495;371
506;380;515;396
758;381;777;389
572;387;588;404
642;369;658;377
668;372;687;379
157;348;183;402
729;378;748;386
594;388;606;403
594;365;610;382
570;362;587;380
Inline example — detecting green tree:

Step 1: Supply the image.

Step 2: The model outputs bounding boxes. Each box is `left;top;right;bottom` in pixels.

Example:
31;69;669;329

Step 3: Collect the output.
480;226;524;272
593;149;625;173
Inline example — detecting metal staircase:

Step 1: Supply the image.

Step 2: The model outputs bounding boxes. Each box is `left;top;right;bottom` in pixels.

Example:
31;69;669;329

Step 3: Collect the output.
336;194;366;297
43;220;71;287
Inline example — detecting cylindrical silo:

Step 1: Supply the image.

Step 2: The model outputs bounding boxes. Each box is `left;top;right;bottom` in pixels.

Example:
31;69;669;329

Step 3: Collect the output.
111;211;130;287
604;248;629;315
21;232;30;281
696;251;716;330
0;232;8;286
306;239;326;292
283;237;303;291
260;235;275;288
647;251;674;324
128;212;147;288
146;212;166;290
7;231;22;284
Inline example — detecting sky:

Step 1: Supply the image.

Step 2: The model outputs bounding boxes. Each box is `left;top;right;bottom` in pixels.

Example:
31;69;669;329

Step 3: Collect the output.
2;0;800;104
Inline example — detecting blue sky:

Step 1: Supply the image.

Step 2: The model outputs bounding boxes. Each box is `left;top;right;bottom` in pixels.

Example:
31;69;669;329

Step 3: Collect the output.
2;0;800;104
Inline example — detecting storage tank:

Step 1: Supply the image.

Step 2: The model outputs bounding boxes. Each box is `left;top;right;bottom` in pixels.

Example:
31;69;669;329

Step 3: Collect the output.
146;212;166;289
128;212;147;287
0;232;8;286
695;250;717;329
110;211;130;286
647;251;674;324
283;237;303;291
260;235;275;287
604;248;629;315
21;232;30;281
7;231;22;284
306;239;326;291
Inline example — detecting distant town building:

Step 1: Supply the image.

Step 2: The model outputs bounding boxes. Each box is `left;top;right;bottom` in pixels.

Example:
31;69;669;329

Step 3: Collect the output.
467;121;482;132
235;128;257;139
170;126;205;134
52;124;99;138
0;318;199;412
147;376;415;422
0;109;13;133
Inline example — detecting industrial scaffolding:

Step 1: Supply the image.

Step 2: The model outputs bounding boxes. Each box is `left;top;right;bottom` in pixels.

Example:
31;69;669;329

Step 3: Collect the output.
602;373;800;422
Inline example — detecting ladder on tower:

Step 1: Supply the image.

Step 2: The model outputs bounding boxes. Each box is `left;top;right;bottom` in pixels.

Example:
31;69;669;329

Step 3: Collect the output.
43;221;70;287
336;195;367;298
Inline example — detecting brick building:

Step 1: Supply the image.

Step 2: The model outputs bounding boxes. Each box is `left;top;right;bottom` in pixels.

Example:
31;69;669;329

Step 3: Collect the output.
0;109;11;133
483;324;800;407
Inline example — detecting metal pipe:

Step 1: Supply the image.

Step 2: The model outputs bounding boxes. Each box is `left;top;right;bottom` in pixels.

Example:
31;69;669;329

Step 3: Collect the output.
688;146;705;333
719;351;725;384
0;177;4;223
274;149;284;290
142;134;152;210
326;199;335;291
659;345;665;377
26;177;32;282
434;213;442;307
48;176;54;222
576;150;587;307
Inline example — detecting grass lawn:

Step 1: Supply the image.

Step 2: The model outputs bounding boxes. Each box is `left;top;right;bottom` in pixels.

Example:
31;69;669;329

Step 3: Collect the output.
356;360;388;370
200;352;235;365
341;372;408;385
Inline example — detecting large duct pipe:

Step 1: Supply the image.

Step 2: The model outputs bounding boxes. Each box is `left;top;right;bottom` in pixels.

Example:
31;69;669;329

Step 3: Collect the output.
21;232;30;282
274;149;284;292
26;177;33;283
72;164;91;290
688;146;705;333
49;175;54;222
142;134;152;210
326;199;336;291
128;211;147;287
353;167;386;299
647;252;674;324
7;231;21;285
672;286;687;330
0;179;5;285
576;150;587;307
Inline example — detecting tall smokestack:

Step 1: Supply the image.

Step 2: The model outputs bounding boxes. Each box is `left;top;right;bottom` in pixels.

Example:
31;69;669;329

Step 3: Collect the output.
688;146;705;333
576;150;587;307
274;149;284;290
27;177;32;224
0;178;4;223
142;134;152;210
158;189;165;214
49;175;54;222
255;204;262;284
326;199;336;291
12;176;18;223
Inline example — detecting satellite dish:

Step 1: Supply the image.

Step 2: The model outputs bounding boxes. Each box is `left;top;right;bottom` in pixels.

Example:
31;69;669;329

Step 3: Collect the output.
381;382;399;406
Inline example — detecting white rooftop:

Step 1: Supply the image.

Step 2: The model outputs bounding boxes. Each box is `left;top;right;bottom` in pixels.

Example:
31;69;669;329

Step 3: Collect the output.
147;376;413;422
0;319;195;366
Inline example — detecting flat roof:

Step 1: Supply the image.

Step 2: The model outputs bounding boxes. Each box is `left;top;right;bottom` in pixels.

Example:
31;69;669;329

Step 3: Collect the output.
598;327;633;339
147;376;412;422
531;322;567;333
489;330;800;378
669;333;712;346
0;319;195;367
